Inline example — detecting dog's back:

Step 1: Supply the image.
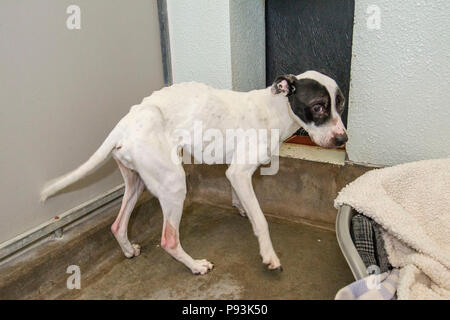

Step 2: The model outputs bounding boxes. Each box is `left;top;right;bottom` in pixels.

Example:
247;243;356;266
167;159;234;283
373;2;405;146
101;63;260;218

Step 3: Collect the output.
140;82;275;133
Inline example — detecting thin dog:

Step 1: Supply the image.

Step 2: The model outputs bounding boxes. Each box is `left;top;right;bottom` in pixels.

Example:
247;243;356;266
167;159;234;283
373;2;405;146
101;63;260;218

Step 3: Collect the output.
41;71;348;275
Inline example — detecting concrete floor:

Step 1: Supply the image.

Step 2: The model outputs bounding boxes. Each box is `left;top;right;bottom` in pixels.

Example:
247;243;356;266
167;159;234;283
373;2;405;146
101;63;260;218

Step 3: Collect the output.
58;202;353;300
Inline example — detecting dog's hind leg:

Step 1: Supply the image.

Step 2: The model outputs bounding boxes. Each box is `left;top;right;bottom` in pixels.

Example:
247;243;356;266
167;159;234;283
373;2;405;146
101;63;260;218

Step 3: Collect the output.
159;192;213;275
111;159;145;258
134;146;213;275
232;187;247;217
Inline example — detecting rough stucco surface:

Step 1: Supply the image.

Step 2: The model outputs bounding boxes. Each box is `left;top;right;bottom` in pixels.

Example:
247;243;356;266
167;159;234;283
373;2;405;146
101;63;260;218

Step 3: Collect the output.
230;0;266;91
347;0;450;166
167;0;232;89
167;0;265;91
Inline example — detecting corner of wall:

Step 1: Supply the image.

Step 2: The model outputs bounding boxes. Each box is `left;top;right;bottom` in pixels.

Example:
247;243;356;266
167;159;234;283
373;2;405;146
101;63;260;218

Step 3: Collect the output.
229;0;266;92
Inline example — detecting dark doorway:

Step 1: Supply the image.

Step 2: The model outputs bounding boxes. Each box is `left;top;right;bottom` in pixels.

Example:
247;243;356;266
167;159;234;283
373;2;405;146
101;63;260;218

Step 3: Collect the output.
265;0;355;134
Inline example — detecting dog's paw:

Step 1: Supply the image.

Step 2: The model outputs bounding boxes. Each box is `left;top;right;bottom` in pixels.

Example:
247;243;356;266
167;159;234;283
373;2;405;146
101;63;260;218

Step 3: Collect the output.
262;254;282;271
190;259;214;275
268;264;283;272
124;243;141;258
232;203;247;217
131;243;141;256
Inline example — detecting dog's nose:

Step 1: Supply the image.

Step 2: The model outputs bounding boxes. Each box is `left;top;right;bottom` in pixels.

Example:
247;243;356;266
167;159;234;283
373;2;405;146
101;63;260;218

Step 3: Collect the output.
334;134;348;147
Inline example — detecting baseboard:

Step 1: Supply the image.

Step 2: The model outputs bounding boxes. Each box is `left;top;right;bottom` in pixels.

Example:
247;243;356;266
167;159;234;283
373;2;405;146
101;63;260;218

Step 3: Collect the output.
0;185;126;262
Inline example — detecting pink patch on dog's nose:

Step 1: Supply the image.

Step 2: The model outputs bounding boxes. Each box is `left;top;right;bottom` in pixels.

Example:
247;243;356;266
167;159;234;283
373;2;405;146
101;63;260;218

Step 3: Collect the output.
333;118;346;136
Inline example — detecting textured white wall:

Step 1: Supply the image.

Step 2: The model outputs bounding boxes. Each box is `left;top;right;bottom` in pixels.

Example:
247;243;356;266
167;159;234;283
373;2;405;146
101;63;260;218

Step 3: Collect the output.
230;0;266;91
167;0;233;89
166;0;265;91
347;0;450;166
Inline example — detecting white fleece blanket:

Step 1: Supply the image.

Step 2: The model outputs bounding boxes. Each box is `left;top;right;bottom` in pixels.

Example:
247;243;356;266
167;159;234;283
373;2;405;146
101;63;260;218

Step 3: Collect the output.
335;158;450;300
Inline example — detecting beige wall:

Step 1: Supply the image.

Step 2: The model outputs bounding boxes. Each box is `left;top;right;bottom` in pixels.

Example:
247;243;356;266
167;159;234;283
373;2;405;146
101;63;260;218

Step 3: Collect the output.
0;0;164;243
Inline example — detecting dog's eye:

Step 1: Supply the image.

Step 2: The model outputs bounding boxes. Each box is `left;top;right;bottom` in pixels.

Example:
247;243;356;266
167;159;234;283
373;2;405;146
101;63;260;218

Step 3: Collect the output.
312;104;324;113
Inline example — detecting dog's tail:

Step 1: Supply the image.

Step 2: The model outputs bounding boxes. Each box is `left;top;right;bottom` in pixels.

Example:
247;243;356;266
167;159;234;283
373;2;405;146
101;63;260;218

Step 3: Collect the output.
40;128;120;202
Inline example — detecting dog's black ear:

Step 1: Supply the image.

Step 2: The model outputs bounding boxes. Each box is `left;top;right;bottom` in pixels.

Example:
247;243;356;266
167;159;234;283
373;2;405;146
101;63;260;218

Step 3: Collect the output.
271;74;297;96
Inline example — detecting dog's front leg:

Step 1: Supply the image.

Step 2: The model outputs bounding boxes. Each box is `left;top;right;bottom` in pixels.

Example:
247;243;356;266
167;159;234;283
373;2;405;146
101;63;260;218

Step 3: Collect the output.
226;163;281;271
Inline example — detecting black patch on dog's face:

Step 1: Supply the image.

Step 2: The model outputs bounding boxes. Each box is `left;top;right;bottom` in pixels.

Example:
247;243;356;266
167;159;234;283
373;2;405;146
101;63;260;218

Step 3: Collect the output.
288;79;331;126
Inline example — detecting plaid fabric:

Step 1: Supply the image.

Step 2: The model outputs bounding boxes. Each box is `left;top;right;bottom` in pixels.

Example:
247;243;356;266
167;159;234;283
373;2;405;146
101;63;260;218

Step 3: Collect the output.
372;222;391;273
351;214;378;268
351;214;391;273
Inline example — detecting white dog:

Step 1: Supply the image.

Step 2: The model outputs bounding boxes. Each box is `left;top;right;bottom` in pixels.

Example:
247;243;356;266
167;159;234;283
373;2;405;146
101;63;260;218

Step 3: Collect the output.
41;71;347;275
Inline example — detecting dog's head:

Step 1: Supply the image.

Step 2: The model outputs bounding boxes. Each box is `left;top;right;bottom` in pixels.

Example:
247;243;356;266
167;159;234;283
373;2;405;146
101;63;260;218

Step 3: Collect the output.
271;71;348;149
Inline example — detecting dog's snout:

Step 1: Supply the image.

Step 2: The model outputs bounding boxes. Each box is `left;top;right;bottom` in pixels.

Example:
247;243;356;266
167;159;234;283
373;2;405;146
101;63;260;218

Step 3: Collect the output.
334;134;348;147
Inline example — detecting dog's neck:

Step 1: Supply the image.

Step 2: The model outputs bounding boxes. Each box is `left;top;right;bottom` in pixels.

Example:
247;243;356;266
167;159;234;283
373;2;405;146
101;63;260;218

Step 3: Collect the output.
261;88;302;141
